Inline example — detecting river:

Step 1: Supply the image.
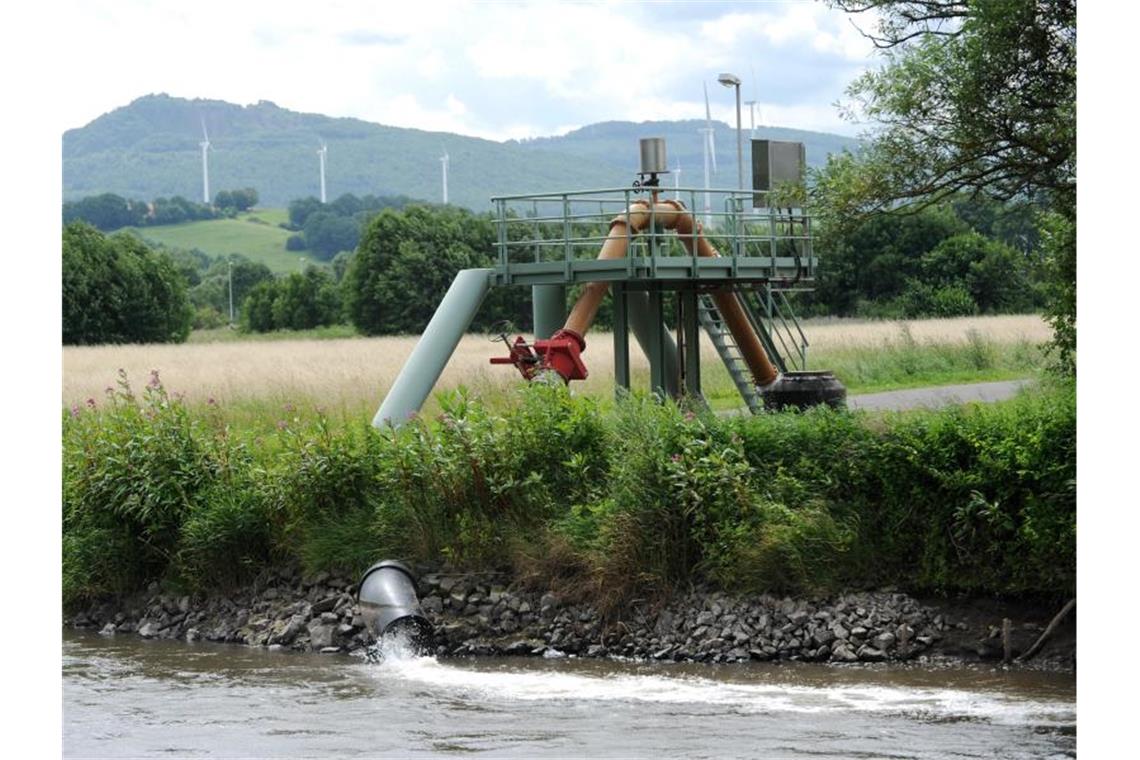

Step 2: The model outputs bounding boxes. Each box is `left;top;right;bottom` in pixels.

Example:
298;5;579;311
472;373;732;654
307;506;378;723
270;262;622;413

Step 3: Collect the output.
63;629;1075;758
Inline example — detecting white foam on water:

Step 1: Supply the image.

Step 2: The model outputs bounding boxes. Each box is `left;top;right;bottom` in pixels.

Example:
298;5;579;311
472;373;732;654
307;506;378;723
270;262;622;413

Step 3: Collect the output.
370;654;1074;727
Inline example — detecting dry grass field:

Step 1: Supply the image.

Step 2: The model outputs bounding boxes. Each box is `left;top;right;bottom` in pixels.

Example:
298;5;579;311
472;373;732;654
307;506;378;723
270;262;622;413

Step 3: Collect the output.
63;315;1050;415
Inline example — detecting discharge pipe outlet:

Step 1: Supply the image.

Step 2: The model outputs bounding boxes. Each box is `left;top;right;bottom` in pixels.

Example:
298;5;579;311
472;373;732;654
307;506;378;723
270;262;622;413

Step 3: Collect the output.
357;560;433;650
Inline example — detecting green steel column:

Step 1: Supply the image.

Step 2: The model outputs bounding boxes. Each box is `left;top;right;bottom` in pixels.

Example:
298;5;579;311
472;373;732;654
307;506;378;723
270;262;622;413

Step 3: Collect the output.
612;283;630;391
532;284;566;340
373;268;492;428
645;289;667;398
681;289;702;398
627;290;678;398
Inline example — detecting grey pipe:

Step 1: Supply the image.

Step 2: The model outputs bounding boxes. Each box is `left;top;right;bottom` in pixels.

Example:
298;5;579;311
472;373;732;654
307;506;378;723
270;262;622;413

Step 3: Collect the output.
532;284;566;340
373;268;493;428
357;560;432;649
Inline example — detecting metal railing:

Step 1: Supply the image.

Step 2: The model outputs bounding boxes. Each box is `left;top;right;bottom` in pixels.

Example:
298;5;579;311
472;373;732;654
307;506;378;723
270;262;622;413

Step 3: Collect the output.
490;186;813;272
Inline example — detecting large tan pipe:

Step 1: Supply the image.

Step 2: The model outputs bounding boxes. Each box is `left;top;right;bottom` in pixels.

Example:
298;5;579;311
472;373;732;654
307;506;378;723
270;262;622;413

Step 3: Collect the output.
563;199;675;336
559;198;776;388
669;206;780;388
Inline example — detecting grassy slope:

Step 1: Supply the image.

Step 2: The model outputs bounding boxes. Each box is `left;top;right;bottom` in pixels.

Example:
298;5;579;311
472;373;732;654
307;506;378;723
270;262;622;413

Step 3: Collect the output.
126;209;306;273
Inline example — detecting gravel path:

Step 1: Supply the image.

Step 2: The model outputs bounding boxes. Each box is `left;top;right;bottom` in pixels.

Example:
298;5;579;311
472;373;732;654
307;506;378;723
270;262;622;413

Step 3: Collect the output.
847;379;1033;412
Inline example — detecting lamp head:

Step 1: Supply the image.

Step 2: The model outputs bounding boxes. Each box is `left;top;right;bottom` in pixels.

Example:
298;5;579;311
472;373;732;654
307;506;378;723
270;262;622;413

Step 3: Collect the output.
717;72;741;87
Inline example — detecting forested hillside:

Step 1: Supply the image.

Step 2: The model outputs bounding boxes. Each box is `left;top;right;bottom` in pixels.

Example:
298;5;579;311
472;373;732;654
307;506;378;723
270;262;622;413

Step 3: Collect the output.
63;94;859;210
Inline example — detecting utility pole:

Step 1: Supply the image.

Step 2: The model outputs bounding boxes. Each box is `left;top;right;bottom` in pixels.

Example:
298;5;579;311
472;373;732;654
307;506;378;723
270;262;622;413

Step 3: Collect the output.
228;259;234;324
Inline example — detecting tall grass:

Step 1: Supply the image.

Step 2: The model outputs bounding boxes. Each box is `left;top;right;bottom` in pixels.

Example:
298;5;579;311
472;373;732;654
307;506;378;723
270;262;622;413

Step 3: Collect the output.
64;315;1051;416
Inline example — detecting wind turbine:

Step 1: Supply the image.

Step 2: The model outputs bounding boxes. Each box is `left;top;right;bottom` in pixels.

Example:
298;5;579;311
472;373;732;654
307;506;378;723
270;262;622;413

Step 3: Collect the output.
317;140;328;203
199;119;211;204
700;82;718;229
440;147;450;205
673;159;682;201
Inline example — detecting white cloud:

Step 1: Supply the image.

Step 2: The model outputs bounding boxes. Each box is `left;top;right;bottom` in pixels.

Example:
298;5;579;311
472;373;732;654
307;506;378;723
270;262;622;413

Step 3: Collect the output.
56;0;877;140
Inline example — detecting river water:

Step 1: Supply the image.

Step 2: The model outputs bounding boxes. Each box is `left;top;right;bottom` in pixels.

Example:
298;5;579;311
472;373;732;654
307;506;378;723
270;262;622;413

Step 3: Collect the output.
63;629;1075;758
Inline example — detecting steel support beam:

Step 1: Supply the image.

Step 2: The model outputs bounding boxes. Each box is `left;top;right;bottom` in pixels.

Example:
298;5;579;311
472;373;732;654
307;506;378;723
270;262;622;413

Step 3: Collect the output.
612;283;630;392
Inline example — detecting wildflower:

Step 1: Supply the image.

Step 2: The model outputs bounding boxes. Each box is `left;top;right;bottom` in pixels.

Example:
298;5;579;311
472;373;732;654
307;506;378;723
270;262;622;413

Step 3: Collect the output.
70;405;80;418
671;453;682;462
277;420;287;430
283;402;296;413
86;398;96;408
207;397;217;406
148;369;161;388
105;386;114;396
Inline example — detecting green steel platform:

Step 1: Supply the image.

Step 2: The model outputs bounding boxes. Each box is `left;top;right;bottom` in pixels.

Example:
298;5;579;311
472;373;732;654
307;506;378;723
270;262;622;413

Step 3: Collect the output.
490;186;816;287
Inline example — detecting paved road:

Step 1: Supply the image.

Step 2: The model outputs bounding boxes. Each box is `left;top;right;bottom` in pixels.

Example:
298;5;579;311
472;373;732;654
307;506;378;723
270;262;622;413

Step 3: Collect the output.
847;379;1033;412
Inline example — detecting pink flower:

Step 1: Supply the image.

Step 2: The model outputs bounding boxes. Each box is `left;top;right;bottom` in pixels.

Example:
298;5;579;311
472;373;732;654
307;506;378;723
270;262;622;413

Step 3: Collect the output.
86;398;96;408
207;397;217;406
69;405;80;418
277;420;287;430
283;402;296;413
148;370;161;389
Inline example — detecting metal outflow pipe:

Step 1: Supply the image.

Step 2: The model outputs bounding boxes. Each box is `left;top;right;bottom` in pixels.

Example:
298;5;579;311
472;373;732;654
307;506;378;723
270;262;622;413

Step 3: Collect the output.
373;268;493;428
357;560;432;649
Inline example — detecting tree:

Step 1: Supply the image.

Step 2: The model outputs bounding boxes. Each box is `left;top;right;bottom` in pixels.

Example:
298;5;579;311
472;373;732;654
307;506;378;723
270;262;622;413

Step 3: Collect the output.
62;223;193;345
288;196;324;229
62;193;147;231
820;0;1075;366
233;187;259;211
345;205;505;335
241;267;342;332
302;212;360;260
329;193;363;217
813;203;968;315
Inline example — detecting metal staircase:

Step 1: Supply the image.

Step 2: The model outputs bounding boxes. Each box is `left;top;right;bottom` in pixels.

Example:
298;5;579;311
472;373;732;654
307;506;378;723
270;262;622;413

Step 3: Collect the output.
697;284;810;412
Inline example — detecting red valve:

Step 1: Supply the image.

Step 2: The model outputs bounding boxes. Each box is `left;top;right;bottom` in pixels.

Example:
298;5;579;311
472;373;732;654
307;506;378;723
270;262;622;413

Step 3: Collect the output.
490;328;589;382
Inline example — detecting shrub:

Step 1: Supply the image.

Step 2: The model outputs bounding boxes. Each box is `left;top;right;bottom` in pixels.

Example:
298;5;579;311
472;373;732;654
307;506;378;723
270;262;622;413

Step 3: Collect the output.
62;377;1076;608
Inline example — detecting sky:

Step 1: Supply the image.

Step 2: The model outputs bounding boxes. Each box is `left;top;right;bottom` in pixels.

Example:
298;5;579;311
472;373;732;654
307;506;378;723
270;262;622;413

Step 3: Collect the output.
59;0;879;139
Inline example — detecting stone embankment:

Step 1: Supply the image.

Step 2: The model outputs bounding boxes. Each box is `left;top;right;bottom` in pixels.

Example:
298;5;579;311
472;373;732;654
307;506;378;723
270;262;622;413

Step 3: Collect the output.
65;566;1073;669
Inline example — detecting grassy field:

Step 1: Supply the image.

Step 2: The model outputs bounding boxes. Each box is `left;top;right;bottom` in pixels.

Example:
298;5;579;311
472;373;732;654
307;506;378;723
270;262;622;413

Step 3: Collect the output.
64;315;1051;425
125;209;306;273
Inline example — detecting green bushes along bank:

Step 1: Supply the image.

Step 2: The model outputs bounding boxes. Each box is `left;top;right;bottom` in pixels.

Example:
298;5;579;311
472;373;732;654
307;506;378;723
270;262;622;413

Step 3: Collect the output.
63;376;1075;609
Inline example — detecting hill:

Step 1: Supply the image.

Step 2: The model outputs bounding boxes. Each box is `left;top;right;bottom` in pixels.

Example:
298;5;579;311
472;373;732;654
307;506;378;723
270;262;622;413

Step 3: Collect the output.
63;94;860;211
124;209;304;274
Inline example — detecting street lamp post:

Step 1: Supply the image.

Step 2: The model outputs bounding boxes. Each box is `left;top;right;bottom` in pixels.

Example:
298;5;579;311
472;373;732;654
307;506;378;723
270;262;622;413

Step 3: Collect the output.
228;259;234;324
718;72;743;191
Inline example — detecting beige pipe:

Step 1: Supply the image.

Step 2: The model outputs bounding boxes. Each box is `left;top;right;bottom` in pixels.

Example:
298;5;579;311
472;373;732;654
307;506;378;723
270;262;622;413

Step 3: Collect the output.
669;207;780;388
560;198;776;389
563;200;653;337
